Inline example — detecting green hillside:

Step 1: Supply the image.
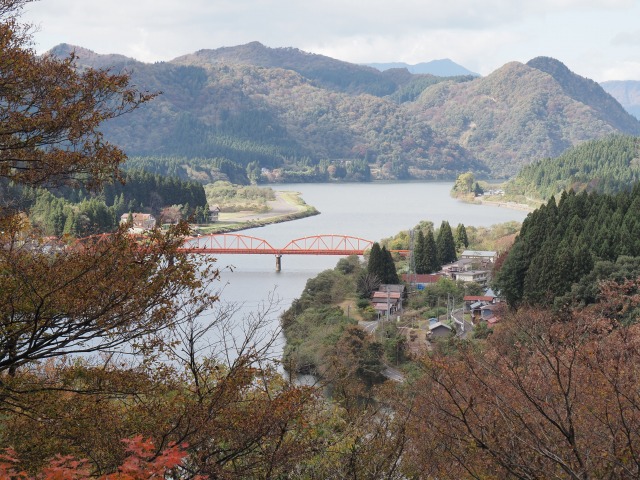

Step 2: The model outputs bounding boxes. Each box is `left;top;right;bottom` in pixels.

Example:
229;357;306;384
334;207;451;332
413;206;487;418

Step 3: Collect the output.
506;135;640;199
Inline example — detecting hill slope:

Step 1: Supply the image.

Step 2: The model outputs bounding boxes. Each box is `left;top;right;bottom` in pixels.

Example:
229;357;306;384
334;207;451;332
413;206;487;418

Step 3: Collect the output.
57;45;483;180
171;41;401;96
505;135;640;200
527;57;640;134
51;44;640;181
409;58;640;177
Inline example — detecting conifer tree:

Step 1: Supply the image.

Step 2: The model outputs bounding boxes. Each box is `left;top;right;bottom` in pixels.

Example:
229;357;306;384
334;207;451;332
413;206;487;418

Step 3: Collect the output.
367;242;384;281
414;230;428;274
436;221;457;266
455;223;469;250
425;229;439;273
381;246;399;284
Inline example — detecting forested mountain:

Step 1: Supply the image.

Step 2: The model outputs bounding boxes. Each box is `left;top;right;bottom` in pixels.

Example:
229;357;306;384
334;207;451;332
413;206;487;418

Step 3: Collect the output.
409;57;640;177
527;57;640;134
48;43;141;70
366;59;479;77
62;45;483;181
601;80;640;119
172;41;400;96
50;44;640;181
506;135;640;199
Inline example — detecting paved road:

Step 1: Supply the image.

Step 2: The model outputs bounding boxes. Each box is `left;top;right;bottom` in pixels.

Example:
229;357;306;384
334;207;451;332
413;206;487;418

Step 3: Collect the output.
359;320;378;335
383;365;405;382
451;307;474;339
359;320;406;382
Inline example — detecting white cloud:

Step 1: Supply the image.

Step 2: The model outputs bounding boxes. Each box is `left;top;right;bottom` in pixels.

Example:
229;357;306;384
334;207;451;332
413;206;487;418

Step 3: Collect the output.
612;30;640;46
602;61;640;81
306;29;523;75
19;0;640;80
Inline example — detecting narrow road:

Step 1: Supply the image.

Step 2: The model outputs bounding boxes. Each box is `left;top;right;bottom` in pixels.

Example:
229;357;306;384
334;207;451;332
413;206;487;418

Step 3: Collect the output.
383;365;405;382
359;320;378;335
451;307;474;339
359;320;406;382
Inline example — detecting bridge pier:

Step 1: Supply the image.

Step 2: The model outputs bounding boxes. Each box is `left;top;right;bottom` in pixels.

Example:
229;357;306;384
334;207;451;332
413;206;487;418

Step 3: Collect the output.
275;254;282;272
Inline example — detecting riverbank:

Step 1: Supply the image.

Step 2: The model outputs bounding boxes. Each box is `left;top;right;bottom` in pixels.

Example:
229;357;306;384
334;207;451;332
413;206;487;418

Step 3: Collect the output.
472;197;537;212
452;192;537;213
196;191;319;234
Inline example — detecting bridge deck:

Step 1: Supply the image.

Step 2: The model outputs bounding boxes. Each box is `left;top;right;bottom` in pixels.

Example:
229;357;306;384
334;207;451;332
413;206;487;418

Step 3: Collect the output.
180;233;375;256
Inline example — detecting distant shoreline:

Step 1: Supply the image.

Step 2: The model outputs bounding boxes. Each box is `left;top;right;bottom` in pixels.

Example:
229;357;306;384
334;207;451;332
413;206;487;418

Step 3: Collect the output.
452;191;537;213
473;198;536;212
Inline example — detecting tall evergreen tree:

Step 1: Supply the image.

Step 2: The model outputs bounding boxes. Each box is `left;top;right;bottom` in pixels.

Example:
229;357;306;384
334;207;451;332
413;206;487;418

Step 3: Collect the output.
381;246;400;284
436;221;457;266
425;229;440;273
367;242;385;282
414;230;428;274
455;223;469;250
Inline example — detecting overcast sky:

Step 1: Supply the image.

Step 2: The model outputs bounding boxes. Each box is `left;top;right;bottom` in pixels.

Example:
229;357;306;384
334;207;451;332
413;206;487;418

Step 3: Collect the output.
21;0;640;82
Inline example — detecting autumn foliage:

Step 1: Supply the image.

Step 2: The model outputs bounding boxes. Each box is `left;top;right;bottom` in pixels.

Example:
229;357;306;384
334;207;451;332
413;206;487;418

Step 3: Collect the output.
0;0;154;189
0;436;199;479
3;1;640;479
403;281;640;479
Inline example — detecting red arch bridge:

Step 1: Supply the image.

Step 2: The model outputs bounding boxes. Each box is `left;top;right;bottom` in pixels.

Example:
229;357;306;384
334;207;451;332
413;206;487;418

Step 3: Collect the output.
179;233;408;271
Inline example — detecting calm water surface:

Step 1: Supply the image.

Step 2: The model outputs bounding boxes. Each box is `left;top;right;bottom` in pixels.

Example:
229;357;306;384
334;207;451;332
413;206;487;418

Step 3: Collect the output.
201;182;529;358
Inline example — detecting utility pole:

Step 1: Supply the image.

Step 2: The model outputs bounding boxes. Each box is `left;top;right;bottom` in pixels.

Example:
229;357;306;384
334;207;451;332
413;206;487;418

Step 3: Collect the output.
409;228;416;287
386;284;390;323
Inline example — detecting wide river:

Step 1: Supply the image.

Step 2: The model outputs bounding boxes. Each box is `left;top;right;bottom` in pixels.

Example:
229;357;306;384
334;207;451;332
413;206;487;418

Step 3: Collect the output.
201;182;529;359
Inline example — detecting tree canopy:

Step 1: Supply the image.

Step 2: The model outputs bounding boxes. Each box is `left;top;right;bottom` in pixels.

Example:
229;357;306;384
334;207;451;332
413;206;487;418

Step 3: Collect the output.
495;186;640;309
436;220;457;266
507;134;640;200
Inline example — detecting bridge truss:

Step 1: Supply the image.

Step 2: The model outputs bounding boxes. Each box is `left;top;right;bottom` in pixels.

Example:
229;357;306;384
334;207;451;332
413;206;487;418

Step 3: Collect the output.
181;234;373;256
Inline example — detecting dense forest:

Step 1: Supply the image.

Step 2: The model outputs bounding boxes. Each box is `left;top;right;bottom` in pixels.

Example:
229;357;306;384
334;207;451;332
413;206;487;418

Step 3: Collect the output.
6;169;208;237
495;185;640;311
506;134;640;199
125;155;252;185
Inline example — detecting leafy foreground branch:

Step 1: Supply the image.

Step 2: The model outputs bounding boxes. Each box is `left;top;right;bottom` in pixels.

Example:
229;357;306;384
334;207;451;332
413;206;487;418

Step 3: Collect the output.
0;2;413;477
0;436;201;479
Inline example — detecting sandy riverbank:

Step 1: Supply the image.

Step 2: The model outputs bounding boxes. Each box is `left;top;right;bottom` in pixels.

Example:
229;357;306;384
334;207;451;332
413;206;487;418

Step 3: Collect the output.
473;198;537;212
197;191;319;234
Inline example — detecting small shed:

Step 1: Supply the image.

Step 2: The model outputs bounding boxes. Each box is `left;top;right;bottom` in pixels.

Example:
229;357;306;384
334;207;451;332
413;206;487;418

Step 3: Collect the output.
428;321;453;338
209;205;221;223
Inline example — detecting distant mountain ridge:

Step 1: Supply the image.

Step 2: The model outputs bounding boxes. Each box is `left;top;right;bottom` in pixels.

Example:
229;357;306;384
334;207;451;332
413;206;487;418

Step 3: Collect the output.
171;41;401;96
366;59;479;77
49;43;640;181
409;57;640;176
48;43;141;69
601;80;640;120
